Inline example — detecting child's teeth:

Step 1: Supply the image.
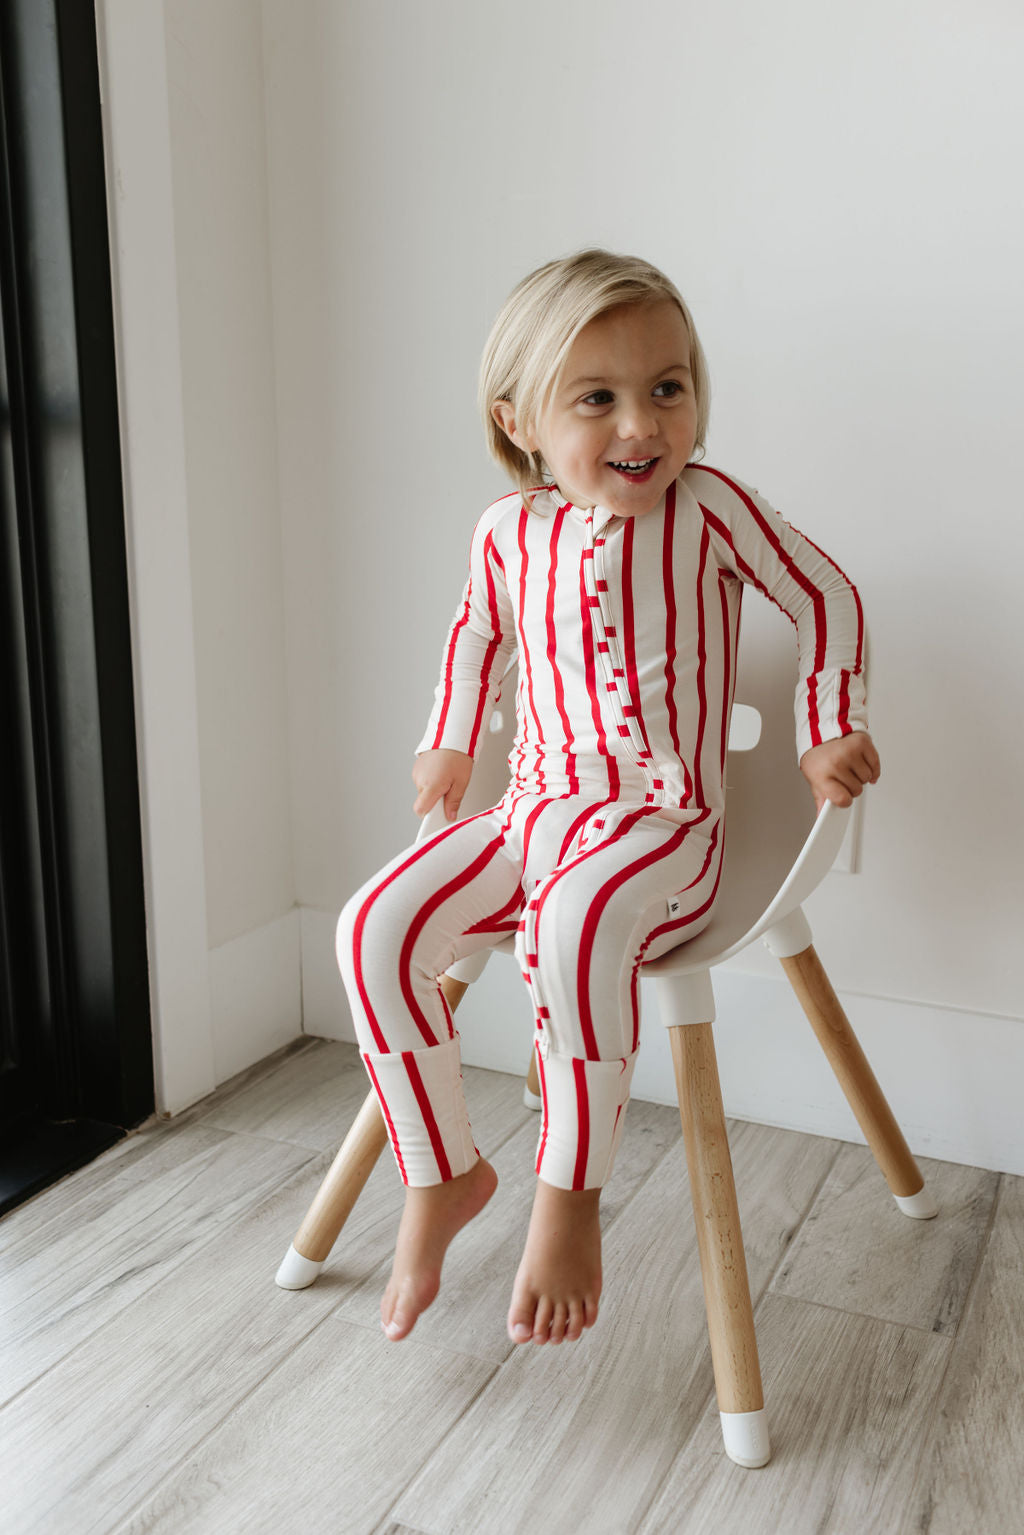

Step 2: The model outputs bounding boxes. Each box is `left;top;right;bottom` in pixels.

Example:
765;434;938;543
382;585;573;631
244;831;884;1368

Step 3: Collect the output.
614;459;654;469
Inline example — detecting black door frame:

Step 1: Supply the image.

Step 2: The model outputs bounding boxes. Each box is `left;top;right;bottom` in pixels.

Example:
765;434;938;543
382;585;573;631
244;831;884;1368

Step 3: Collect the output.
0;0;153;1214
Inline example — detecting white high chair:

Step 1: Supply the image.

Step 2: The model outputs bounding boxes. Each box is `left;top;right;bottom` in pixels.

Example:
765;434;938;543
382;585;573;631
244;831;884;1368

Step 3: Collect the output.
276;605;936;1471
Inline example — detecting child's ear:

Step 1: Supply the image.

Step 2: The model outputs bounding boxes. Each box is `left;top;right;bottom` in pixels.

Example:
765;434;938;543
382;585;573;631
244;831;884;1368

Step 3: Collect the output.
491;400;536;453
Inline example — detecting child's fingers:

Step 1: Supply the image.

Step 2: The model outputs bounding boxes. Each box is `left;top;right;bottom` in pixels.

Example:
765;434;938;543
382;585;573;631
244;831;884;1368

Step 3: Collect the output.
412;779;445;817
442;785;465;822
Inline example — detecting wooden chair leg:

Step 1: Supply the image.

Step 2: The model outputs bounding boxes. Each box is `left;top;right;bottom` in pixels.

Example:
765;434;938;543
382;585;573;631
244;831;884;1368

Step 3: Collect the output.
670;1022;770;1468
779;945;937;1216
276;972;473;1289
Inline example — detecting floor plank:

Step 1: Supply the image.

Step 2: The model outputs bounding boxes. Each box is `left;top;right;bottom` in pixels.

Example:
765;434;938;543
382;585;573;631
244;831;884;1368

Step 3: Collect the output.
641;1291;952;1534
196;1038;377;1150
333;1097;683;1364
0;1129;313;1404
1;1155;365;1535
111;1322;494;1535
772;1145;998;1334
393;1120;837;1534
902;1172;1024;1534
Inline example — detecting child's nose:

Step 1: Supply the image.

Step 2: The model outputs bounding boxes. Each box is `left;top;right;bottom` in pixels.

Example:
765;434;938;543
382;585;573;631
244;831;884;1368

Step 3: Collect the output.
616;400;657;439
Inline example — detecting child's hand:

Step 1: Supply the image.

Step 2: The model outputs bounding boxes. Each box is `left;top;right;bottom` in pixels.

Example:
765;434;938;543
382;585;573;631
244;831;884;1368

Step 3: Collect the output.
412;749;474;822
799;733;881;813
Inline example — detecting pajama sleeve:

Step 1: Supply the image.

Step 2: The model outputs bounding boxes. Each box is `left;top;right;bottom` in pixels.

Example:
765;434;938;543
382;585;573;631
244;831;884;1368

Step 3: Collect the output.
415;502;517;759
690;466;868;762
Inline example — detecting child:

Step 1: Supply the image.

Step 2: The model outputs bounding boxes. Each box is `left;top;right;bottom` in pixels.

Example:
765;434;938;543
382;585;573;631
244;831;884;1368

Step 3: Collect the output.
336;249;880;1349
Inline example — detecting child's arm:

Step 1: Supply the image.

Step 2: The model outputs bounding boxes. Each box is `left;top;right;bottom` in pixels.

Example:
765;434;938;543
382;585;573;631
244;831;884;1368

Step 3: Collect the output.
412;747;474;822
414;501;516;783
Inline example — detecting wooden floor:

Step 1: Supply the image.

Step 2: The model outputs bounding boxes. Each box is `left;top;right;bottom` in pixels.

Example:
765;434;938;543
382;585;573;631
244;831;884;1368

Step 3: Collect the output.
2;1036;1021;1535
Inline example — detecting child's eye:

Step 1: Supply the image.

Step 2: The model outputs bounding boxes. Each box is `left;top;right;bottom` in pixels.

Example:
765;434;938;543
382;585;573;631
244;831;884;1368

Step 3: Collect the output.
653;380;686;398
581;390;613;407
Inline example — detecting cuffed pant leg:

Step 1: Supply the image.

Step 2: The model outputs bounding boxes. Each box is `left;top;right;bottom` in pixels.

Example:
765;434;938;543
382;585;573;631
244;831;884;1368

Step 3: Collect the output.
362;1035;477;1187
533;1047;638;1191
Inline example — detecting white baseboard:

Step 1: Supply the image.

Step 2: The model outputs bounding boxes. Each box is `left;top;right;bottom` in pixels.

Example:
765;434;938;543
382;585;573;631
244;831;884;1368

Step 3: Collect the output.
208;908;303;1084
299;904;1024;1177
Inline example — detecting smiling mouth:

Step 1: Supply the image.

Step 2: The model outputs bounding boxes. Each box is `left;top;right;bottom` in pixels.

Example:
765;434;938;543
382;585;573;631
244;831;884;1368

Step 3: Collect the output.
608;457;659;481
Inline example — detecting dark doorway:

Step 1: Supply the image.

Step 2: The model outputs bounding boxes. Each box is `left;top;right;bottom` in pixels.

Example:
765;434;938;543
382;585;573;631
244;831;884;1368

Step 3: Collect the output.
0;0;153;1215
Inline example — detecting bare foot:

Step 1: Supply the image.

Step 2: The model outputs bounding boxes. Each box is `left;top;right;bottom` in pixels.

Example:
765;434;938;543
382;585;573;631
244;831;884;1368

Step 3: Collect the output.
507;1180;602;1345
381;1157;498;1341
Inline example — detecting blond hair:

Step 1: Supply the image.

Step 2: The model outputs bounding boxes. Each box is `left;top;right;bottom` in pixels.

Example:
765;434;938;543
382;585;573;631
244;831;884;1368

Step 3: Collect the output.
479;249;710;502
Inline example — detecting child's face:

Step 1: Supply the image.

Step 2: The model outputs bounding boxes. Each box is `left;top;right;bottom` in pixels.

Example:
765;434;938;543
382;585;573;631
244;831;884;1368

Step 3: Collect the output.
496;300;698;518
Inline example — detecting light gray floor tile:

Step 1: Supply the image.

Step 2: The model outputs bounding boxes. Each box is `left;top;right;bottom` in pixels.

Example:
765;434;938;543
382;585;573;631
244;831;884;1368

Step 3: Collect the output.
772;1144;998;1333
0;1129;313;1403
111;1323;494;1535
1;1155;352;1535
901;1172;1024;1535
642;1291;952;1534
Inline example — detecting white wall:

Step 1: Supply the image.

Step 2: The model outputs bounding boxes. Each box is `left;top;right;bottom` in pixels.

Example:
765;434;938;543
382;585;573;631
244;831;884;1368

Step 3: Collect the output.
99;0;301;1111
100;0;1024;1168
266;0;1024;1171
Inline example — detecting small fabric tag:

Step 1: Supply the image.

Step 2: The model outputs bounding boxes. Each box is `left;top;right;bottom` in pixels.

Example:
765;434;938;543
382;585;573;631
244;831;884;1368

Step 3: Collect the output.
667;895;683;918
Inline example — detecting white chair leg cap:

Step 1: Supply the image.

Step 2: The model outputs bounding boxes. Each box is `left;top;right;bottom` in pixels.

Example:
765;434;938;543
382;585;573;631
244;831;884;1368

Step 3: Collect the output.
523;1085;542;1112
720;1408;771;1468
275;1245;324;1290
894;1187;938;1220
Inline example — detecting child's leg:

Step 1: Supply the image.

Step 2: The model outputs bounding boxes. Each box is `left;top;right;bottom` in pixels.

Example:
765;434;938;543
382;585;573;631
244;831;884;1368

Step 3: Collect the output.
336;808;524;1185
509;806;723;1344
336;807;524;1337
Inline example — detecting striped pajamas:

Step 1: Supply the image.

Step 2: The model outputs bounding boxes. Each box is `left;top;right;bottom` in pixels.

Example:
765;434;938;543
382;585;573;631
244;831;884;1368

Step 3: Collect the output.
337;465;867;1191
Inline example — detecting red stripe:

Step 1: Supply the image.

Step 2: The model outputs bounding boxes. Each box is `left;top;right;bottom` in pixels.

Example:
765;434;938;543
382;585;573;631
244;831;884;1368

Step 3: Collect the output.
545;508;579;794
465;533;505;757
403;1050;453;1182
692;525;710;806
620;519;656;767
837;668;852;735
572;1057;590;1191
579;548;619;796
431;581;473;747
661;484;688;787
534;1046;550;1175
718;575;733;773
516;510;547;792
362;1055;408;1186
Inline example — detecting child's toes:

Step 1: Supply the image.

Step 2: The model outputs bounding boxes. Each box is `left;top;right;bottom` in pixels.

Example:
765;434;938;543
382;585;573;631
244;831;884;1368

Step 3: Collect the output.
381;1293;415;1341
549;1301;569;1344
532;1294;554;1344
565;1299;585;1342
507;1292;537;1344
